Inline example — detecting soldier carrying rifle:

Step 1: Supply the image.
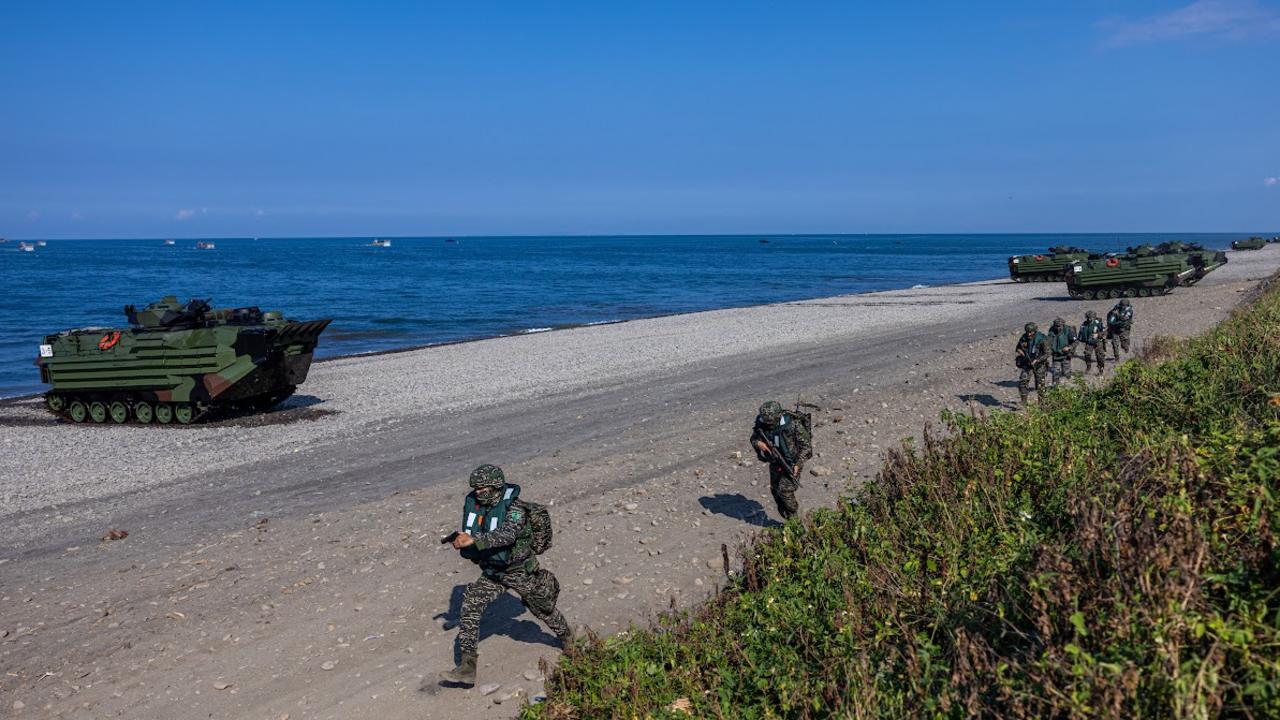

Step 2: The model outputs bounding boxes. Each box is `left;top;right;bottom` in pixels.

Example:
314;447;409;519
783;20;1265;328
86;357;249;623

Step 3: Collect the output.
436;464;571;688
750;401;813;521
1107;299;1134;361
1015;322;1052;405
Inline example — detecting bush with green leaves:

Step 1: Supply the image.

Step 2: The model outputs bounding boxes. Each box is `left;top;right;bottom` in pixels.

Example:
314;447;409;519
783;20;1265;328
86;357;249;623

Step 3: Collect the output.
527;276;1280;719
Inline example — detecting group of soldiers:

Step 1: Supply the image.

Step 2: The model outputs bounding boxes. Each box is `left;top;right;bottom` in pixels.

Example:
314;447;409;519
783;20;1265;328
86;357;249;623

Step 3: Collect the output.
1015;299;1134;403
435;400;812;688
435;299;1138;687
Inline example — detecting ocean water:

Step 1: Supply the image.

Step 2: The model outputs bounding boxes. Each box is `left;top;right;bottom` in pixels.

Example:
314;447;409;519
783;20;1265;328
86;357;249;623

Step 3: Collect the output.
0;233;1250;398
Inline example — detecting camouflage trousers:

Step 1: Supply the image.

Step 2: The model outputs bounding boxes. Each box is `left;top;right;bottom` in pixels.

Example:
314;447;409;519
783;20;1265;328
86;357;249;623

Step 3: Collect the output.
456;565;569;657
769;464;801;520
1018;364;1047;403
1109;329;1130;359
1050;355;1072;385
1082;343;1106;373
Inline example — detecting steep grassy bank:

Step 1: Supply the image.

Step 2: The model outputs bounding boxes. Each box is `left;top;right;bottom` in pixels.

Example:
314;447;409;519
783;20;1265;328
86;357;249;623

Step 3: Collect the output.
527;276;1280;719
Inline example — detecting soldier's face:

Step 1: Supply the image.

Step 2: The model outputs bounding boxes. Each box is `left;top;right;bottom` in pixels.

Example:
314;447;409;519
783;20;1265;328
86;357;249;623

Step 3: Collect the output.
474;486;502;507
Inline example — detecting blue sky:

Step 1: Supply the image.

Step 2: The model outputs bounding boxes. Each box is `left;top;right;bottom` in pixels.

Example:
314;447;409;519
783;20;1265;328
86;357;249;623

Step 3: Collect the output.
1;1;1277;238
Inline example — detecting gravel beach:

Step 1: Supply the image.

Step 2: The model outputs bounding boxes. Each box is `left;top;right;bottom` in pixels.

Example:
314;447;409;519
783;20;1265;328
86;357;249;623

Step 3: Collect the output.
2;244;1278;719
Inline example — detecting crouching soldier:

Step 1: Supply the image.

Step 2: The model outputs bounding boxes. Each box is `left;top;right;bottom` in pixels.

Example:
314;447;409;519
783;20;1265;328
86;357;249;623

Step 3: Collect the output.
1078;310;1106;375
751;401;812;521
438;464;571;687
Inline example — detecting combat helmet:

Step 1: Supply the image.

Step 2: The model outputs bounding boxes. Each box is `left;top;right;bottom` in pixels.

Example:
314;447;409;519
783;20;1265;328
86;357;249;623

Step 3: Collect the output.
1085;310;1097;319
470;464;505;488
1119;299;1131;307
757;400;783;426
469;464;506;506
1052;316;1065;327
1024;322;1038;334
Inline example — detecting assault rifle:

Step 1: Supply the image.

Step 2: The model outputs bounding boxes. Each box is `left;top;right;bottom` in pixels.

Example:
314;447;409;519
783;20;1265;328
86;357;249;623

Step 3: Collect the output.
1016;343;1048;370
752;430;797;480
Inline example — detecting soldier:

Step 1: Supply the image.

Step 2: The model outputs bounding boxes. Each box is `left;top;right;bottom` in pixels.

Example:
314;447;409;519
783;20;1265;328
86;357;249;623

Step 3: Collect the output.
1015;322;1051;404
1078;310;1107;375
750;401;812;521
1046;316;1077;385
438;464;571;687
1107;299;1134;361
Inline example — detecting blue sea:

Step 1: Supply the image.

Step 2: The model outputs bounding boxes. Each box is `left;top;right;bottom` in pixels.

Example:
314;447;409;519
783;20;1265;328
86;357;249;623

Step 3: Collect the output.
0;233;1254;398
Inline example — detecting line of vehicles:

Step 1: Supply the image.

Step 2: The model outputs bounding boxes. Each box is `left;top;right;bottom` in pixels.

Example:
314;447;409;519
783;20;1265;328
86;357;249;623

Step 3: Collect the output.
1008;236;1276;300
21;234;1276;424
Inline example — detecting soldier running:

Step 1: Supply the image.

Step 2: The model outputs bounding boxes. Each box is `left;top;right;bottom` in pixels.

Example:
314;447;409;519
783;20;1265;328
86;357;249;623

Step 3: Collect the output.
1015;322;1051;405
750;401;812;521
1107;299;1133;361
438;464;571;688
1078;310;1107;375
1046;316;1077;385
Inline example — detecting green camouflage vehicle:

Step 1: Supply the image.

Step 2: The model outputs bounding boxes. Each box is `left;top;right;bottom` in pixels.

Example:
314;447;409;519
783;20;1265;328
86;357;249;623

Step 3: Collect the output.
1064;244;1227;300
1232;237;1267;250
37;297;331;424
1007;245;1095;282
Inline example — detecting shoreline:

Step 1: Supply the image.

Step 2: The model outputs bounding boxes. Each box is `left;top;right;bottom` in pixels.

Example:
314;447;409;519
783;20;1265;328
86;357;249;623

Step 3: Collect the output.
0;275;998;402
1;246;1277;719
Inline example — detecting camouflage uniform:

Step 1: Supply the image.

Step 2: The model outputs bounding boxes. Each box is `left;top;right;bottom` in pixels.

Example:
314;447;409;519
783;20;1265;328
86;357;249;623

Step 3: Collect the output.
1046;317;1077;385
751;401;813;520
1078;311;1106;374
1107;300;1133;360
455;511;569;658
441;465;570;687
1015;323;1051;404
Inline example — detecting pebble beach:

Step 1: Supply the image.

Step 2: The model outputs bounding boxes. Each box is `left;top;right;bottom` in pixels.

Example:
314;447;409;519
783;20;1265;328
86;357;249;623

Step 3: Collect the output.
1;244;1278;719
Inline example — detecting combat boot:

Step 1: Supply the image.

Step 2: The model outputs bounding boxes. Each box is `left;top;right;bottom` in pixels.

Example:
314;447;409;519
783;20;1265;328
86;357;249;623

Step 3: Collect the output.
439;652;477;686
556;628;573;648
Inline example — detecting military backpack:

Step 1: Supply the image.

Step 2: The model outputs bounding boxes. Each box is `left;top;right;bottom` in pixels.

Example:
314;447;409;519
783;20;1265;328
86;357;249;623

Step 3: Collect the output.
790;408;814;460
516;499;553;555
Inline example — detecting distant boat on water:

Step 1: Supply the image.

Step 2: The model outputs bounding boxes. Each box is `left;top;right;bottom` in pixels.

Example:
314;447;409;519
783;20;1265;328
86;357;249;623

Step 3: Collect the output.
36;240;47;247
18;242;35;252
370;239;392;247
445;238;458;244
759;239;770;244
164;239;176;246
196;241;216;250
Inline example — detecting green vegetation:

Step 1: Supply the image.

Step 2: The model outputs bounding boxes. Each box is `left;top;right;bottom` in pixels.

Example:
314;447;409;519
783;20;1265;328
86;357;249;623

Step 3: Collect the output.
527;276;1280;719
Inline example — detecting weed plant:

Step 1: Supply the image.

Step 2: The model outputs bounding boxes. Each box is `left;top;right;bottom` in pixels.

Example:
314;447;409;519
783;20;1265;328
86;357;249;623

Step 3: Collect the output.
527;277;1280;719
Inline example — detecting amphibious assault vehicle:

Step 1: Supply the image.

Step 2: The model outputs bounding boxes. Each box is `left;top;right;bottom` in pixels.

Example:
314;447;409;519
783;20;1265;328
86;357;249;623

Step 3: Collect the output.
36;297;331;424
1064;243;1227;300
1232;237;1267;250
1007;246;1095;282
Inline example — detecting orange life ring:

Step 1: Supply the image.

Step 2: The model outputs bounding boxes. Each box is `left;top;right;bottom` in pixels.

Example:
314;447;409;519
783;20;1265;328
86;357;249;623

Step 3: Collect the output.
98;331;121;351
1105;258;1120;268
1034;255;1046;261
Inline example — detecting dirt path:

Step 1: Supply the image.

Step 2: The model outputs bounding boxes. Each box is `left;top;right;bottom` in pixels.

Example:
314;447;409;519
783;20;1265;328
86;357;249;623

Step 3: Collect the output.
2;247;1277;719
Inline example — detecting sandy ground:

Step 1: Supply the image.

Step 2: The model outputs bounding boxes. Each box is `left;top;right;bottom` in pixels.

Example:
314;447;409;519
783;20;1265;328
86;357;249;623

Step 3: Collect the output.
2;244;1278;719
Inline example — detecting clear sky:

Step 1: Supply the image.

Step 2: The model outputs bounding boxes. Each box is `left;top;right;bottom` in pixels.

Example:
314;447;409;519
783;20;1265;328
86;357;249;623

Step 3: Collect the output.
1;1;1277;238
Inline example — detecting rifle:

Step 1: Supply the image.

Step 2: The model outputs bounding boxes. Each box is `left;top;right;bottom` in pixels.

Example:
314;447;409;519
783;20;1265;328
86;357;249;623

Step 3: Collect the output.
1016;343;1048;370
752;429;797;479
